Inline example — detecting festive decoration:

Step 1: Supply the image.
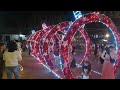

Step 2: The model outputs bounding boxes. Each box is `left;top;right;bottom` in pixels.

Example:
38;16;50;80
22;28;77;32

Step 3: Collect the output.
60;12;120;79
42;23;48;29
27;12;120;79
43;22;70;70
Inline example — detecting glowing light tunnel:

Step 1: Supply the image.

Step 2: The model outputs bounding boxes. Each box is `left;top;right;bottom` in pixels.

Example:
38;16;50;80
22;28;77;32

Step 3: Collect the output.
27;12;120;79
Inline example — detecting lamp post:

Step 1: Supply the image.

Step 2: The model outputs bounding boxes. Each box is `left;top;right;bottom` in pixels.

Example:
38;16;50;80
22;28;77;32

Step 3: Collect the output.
105;34;109;38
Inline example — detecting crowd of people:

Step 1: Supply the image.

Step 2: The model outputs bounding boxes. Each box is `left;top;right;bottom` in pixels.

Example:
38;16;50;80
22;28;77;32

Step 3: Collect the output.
0;40;23;79
67;42;118;79
0;38;118;79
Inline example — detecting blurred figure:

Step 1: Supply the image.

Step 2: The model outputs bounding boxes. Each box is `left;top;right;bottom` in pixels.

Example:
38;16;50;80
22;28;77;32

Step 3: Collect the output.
54;46;60;71
81;61;91;79
17;42;22;54
0;42;6;79
3;41;22;79
21;40;27;52
49;51;55;68
94;44;100;61
28;43;31;55
70;48;76;69
82;59;91;73
101;46;117;79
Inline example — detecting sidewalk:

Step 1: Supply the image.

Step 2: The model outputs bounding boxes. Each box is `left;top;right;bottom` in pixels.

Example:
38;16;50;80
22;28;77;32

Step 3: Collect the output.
3;52;58;79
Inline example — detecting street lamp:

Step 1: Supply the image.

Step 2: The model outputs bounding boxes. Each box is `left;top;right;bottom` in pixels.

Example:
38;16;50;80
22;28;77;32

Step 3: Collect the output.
19;34;24;37
105;34;109;38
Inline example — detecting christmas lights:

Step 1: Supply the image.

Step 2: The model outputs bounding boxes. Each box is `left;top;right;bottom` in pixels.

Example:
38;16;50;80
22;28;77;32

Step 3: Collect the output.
60;12;120;78
27;12;120;79
43;22;70;70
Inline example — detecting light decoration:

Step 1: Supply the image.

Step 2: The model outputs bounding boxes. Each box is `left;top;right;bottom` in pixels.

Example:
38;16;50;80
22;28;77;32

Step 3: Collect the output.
32;30;35;34
31;53;62;79
60;12;120;78
19;34;24;37
26;22;70;78
105;33;109;38
43;22;70;70
26;12;120;79
42;23;48;29
27;26;53;63
103;39;107;42
73;11;82;20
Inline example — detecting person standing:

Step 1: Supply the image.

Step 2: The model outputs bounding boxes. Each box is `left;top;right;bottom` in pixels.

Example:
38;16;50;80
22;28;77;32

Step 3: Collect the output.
101;46;117;79
3;41;22;79
94;44;100;61
81;60;91;79
28;43;31;55
54;46;60;71
0;43;6;79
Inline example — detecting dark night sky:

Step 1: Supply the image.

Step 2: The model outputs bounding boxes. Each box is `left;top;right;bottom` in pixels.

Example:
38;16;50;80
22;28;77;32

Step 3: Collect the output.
0;11;72;35
0;11;119;35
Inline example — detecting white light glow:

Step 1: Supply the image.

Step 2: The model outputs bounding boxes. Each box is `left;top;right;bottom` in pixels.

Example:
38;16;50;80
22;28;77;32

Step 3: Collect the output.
32;30;35;34
105;34;109;38
19;34;24;37
103;39;107;42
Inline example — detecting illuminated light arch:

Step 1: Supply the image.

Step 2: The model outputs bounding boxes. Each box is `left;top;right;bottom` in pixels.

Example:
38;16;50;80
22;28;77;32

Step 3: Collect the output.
31;31;40;55
26;24;68;79
61;12;120;79
27;22;90;79
60;27;90;79
29;26;55;62
27;23;68;64
43;21;70;70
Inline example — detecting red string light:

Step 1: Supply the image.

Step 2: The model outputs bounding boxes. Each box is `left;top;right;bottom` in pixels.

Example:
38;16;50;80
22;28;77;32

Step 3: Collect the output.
26;12;120;79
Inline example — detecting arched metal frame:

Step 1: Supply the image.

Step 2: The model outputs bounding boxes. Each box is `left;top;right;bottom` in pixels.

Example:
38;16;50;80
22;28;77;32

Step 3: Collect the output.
26;12;120;79
61;12;120;79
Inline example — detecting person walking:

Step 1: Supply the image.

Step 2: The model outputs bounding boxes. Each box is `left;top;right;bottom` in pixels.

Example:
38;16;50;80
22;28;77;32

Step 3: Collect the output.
0;43;6;79
3;41;22;79
101;46;117;79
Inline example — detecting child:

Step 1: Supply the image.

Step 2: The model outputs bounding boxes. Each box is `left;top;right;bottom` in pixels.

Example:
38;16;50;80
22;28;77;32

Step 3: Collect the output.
81;61;91;79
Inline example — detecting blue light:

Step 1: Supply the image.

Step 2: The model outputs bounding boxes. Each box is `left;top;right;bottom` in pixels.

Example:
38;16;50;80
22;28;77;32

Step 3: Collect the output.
73;11;82;20
73;11;85;28
108;27;118;52
65;11;83;36
59;56;63;69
